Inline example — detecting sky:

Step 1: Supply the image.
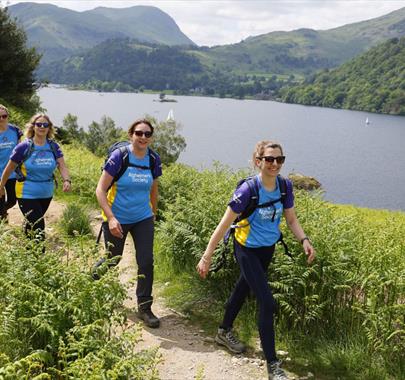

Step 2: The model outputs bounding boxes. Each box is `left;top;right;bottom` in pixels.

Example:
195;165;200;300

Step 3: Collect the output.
4;0;405;46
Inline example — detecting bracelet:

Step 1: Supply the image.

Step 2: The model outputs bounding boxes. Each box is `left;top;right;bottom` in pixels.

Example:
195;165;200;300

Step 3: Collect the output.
300;237;310;244
201;256;209;263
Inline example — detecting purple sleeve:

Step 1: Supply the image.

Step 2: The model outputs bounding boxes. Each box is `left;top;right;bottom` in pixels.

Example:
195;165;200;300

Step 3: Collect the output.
103;148;123;177
152;154;162;179
228;182;252;214
52;141;64;159
284;178;294;209
9;141;30;164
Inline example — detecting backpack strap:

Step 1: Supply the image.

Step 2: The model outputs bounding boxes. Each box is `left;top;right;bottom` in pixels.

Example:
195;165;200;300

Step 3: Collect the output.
277;175;287;207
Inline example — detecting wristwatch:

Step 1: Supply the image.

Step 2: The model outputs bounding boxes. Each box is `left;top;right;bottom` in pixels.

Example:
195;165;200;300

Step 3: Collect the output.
300;237;310;244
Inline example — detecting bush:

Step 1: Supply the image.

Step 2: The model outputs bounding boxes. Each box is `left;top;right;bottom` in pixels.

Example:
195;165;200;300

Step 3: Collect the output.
60;203;92;236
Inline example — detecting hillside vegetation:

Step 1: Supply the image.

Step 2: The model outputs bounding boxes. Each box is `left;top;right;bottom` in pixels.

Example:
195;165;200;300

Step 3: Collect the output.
8;3;195;63
280;37;405;115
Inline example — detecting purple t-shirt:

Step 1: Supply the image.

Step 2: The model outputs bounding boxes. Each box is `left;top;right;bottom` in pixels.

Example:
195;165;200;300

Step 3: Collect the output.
228;175;294;248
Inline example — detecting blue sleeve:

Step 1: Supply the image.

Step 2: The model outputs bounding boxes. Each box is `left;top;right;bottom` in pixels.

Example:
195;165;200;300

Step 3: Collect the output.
228;181;252;214
9;141;30;164
284;178;294;209
152;154;162;179
103;148;123;178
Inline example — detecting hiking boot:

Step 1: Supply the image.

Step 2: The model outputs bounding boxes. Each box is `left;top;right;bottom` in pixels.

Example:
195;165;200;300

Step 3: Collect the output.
138;308;160;328
215;327;246;354
267;360;288;380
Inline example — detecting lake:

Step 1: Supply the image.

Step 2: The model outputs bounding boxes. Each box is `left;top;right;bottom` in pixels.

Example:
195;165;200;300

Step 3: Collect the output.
38;87;405;211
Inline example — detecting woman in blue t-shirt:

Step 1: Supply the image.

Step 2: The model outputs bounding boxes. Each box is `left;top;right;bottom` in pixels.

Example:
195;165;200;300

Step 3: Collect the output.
0;113;71;240
0;104;23;221
94;118;162;329
197;140;315;380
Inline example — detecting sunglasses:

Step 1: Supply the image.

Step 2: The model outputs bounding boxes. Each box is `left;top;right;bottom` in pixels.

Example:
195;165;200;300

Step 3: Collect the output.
0;114;8;120
33;122;50;128
134;130;153;138
258;155;286;164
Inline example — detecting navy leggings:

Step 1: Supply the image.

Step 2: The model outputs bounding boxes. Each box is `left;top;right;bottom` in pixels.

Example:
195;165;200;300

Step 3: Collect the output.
221;240;277;363
0;179;17;218
102;216;155;310
17;197;52;240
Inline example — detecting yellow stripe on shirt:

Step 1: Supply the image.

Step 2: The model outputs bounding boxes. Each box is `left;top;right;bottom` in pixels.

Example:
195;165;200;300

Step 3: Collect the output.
15;163;27;198
234;218;251;246
102;183;118;221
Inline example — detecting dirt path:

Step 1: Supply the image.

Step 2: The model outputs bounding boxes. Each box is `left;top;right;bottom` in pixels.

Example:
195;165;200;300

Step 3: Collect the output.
8;201;305;380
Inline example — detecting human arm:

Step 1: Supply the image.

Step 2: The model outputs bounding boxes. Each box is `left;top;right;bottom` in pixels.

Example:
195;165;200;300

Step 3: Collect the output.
196;206;239;279
56;157;71;192
95;171;123;238
150;179;158;219
284;207;315;264
0;161;17;197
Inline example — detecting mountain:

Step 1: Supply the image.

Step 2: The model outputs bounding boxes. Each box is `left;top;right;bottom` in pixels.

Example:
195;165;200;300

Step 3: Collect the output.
198;7;405;75
280;37;405;115
8;2;195;63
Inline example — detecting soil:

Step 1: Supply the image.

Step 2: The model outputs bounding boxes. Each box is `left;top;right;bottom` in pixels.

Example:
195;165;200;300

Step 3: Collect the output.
7;201;306;380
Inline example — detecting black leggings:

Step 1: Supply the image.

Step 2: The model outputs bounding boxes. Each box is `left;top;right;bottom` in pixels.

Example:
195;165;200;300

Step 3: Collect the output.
221;240;277;363
102;216;155;310
0;179;17;218
17;197;52;240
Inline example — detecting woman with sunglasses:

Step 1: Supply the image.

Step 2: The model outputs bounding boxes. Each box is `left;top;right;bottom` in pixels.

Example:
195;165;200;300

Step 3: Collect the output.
197;140;315;380
95;119;162;328
0;104;23;221
0;113;71;241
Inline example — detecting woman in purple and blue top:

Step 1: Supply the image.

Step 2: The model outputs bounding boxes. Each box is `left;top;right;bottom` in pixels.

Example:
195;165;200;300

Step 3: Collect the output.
95;118;162;328
0;104;23;221
0;113;71;240
197;140;315;380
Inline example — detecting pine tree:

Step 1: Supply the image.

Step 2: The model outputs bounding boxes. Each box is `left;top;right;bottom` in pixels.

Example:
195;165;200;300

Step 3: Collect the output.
0;6;41;107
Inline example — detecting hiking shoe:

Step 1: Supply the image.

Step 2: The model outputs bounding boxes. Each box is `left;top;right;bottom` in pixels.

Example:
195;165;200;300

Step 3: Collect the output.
138;308;160;328
215;328;246;353
267;360;288;380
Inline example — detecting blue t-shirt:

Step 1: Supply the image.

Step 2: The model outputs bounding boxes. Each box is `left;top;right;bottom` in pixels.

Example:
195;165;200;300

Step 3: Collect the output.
228;175;294;248
0;124;23;179
10;139;63;199
103;147;162;224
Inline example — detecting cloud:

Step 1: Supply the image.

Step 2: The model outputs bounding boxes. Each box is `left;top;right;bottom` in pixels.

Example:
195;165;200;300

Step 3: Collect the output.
6;0;405;45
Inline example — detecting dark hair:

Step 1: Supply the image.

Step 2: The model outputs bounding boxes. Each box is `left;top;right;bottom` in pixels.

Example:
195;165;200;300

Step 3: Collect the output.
128;118;154;137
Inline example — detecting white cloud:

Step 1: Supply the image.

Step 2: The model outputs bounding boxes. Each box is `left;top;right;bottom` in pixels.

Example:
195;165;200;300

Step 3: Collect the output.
5;0;405;45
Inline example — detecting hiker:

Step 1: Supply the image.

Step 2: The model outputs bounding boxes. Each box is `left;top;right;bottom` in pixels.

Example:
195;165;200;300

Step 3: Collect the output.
0;113;71;240
196;140;315;380
94;118;162;328
0;104;23;221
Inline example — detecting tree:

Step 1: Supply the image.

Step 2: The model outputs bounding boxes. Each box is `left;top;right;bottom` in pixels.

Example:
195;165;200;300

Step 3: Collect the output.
147;116;186;165
0;6;41;108
62;113;85;143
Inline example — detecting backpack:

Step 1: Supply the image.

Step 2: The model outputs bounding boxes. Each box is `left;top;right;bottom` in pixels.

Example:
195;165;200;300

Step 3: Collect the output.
96;141;158;244
211;175;291;273
103;141;158;186
14;138;59;183
9;124;23;141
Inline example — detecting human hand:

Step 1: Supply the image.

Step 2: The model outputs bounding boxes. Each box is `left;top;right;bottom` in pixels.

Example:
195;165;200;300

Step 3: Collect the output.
62;179;71;192
303;240;315;264
108;217;123;238
0;186;5;198
196;255;212;279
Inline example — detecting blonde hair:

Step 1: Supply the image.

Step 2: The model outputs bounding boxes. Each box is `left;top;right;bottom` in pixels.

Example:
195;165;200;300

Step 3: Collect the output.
25;113;55;139
252;140;284;168
0;104;9;115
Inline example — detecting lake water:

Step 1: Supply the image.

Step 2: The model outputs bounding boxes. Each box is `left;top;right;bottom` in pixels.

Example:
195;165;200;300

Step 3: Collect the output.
38;87;405;211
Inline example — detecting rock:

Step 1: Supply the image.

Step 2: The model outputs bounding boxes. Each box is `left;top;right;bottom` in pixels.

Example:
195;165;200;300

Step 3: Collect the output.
203;337;215;343
288;172;322;191
276;350;289;357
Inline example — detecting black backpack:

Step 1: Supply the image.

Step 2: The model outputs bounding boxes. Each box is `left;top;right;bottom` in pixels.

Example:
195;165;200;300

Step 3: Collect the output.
15;138;59;183
96;141;158;244
211;175;291;273
103;141;158;186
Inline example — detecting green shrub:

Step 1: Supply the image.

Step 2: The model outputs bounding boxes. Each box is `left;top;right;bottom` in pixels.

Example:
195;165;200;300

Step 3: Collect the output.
60;203;93;236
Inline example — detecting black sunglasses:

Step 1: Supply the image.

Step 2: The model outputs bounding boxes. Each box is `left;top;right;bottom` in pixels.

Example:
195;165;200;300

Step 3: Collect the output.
33;122;50;128
0;114;8;120
134;130;153;138
258;155;286;164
